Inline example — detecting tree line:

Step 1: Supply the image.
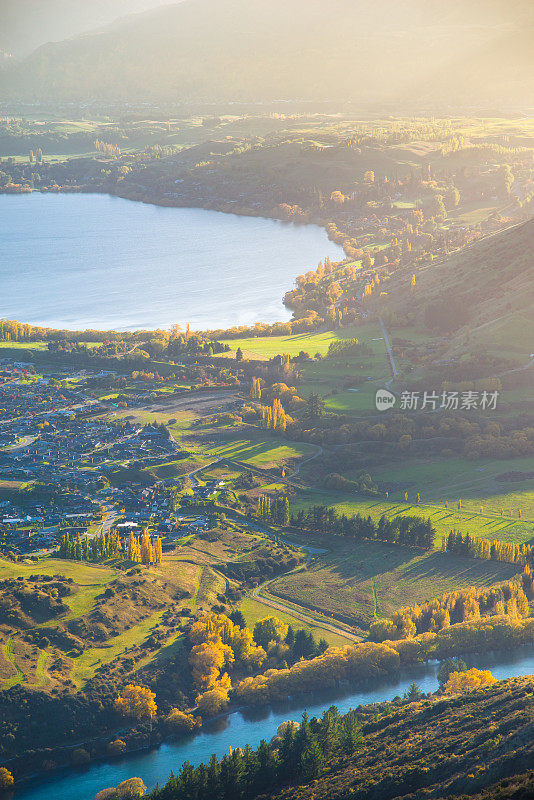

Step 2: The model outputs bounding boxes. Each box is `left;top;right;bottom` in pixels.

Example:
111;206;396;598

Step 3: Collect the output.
59;528;163;566
370;577;530;642
148;706;362;800
442;531;534;566
290;508;436;549
256;495;290;526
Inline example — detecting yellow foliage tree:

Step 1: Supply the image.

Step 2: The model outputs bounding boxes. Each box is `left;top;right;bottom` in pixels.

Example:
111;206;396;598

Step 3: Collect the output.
0;768;14;789
154;537;163;565
140;529;154;565
164;709;201;732
114;685;157;720
196;677;231;716
189;640;234;689
444;668;496;694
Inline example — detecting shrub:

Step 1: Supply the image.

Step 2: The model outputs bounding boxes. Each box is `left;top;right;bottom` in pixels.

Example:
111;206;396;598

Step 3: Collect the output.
107;739;127;755
72;748;91;766
164;709;201;732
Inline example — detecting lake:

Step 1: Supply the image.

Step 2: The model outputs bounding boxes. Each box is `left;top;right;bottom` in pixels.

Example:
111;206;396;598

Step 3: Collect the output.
0;194;343;331
13;646;534;800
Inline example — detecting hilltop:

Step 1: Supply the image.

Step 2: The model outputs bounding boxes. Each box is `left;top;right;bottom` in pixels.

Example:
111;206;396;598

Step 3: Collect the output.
1;0;533;109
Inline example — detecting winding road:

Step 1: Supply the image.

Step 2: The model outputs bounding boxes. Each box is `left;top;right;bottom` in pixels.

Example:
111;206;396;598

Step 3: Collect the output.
252;577;360;642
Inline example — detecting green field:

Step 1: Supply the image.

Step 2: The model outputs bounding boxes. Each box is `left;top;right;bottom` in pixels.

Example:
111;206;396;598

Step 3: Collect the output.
220;325;380;360
291;488;534;544
363;456;534;519
205;437;317;467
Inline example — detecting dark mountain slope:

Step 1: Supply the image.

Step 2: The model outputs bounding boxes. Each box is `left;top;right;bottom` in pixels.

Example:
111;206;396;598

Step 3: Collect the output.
268;677;534;800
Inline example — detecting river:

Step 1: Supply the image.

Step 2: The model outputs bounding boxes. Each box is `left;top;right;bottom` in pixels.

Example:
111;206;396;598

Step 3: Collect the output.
0;193;344;331
14;645;534;800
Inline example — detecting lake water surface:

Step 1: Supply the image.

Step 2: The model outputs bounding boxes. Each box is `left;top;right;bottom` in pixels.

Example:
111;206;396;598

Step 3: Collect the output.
0;194;343;331
13;645;534;800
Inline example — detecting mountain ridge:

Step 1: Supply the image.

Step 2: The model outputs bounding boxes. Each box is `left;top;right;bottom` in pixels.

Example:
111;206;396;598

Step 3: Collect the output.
1;0;532;109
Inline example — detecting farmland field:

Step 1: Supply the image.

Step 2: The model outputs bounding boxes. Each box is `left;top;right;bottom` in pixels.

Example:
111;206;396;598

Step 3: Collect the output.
268;540;519;633
290;489;534;544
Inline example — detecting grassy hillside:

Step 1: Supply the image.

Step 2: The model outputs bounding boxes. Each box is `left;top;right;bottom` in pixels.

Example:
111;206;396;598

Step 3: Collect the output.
386;218;534;361
2;0;533;108
264;677;534;800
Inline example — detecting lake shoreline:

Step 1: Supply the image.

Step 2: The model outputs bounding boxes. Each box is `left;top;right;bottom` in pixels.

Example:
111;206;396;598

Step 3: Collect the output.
0;193;344;332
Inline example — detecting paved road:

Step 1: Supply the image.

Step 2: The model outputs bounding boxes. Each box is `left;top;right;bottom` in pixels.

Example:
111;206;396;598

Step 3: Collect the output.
288;444;323;479
379;315;398;378
252;577;360;643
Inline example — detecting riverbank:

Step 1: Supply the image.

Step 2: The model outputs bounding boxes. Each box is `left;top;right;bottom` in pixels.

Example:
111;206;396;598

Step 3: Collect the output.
11;643;534;800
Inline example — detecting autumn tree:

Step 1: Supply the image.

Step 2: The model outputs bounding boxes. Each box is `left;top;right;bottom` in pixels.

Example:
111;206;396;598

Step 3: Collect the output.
444;668;496;694
140;529;154;565
0;768;13;789
114;685;157;720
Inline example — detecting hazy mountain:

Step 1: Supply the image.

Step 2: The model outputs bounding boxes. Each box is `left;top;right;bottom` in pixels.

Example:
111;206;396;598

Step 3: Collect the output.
0;0;180;57
1;0;533;109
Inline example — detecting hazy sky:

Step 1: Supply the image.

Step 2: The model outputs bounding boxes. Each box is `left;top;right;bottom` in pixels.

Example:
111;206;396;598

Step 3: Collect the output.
0;0;181;56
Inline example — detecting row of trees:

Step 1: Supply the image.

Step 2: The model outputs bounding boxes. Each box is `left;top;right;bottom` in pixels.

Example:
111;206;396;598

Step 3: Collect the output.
442;531;534;566
59;528;163;565
260;399;292;432
370;579;530;642
256;495;290;526
59;529;122;562
95;139;121;158
235;642;399;706
150;707;361;800
290;508;436;549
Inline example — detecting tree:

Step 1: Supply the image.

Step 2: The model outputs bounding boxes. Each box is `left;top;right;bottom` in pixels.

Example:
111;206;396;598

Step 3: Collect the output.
95;777;147;800
236;347;244;362
404;682;424;701
300;738;324;780
253;617;289;649
165;709;201;732
444;668;496;694
250;377;262;400
229;609;246;629
340;711;361;754
154;537;163;565
114;685;157;720
0;768;13;789
140;528;154;565
428;194;446;219
437;658;467;688
196;682;230;716
305;393;325;421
